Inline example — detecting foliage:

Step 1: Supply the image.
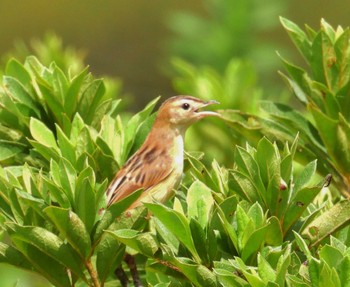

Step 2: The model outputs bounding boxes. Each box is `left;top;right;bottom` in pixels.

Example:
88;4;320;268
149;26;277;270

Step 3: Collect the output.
220;18;350;199
0;56;158;286
1;33;86;77
1;17;350;287
166;0;287;79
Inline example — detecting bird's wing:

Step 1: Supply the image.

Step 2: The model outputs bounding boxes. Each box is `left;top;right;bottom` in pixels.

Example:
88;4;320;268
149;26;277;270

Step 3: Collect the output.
106;145;172;206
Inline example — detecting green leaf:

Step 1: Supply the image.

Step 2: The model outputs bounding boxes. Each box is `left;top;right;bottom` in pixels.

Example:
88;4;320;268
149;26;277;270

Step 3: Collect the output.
15;189;47;218
145;202;200;262
265;216;283;246
44;206;91;258
5;58;32;87
215;203;239;252
282;185;321;234
58;158;76;204
64;67;89;117
234;146;266;203
51;64;69;104
96;233;125;284
43;178;71;208
0;140;26;162
293;160;317;193
310;105;350;176
280;17;312;62
92;188;143;242
29;139;61;162
319;244;343;268
78;79;105;124
108;229;159;257
8;238;72;287
189;218;210;265
3;76;40;117
152;217;179;253
230;171;260;203
187;180;214;228
338;256;350;287
161;246;217;287
258;254;276;283
6;223;86;280
56;124;76;165
75;178;96;233
30;117;59;150
302;200;350;246
0;242;32;269
241;224;270;262
275;245;291;286
293;231;312;259
121;96;159;162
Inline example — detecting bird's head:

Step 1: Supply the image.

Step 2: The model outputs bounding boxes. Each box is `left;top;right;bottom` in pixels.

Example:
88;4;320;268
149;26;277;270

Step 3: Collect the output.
156;96;220;127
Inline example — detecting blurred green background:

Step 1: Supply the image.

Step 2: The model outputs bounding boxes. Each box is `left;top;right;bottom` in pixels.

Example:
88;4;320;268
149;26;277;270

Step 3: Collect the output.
0;0;349;108
0;0;349;286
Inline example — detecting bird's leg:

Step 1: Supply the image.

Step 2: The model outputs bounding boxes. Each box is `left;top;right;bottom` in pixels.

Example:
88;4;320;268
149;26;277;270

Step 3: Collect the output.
125;254;143;287
115;265;129;287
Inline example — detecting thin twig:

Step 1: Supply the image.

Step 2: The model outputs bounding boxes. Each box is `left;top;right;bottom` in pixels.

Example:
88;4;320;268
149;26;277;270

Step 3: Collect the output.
115;265;129;287
85;259;101;287
125;254;143;287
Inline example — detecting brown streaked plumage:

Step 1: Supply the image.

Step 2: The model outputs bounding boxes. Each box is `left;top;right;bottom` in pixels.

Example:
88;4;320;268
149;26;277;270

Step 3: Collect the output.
106;95;220;210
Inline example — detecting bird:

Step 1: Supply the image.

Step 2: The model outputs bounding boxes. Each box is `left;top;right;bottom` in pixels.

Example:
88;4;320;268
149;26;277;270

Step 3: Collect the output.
106;95;220;210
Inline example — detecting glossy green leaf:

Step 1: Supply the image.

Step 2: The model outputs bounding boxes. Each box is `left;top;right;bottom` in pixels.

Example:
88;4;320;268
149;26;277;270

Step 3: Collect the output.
44;206;91;258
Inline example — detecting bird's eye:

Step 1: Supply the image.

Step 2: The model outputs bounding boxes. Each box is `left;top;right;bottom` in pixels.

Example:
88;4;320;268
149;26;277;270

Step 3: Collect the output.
182;103;190;110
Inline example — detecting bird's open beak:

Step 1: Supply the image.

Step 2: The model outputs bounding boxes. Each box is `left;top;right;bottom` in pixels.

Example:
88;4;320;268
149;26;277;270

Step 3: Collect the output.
195;100;220;117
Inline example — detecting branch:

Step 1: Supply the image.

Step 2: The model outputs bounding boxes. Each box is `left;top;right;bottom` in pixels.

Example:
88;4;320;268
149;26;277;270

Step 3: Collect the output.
85;259;101;287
